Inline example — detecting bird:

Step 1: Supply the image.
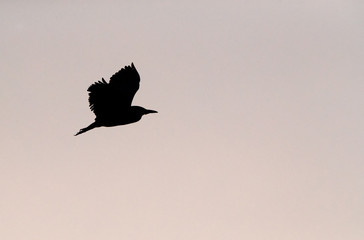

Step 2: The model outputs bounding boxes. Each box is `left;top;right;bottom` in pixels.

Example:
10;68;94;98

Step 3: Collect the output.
75;63;157;136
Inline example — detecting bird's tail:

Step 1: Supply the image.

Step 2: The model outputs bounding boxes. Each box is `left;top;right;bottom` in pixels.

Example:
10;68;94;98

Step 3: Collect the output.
74;122;99;136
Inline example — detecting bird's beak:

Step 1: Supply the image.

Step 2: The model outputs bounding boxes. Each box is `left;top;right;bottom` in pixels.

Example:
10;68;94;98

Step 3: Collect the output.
145;109;158;114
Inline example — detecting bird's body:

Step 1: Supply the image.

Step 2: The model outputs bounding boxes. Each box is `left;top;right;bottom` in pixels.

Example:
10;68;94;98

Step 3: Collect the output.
96;106;157;127
75;63;157;136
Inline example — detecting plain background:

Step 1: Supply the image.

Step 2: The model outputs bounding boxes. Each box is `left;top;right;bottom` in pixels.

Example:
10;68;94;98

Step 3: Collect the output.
1;1;363;239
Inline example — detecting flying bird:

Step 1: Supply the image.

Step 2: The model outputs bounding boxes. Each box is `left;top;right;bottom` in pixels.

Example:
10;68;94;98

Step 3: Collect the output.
75;63;157;136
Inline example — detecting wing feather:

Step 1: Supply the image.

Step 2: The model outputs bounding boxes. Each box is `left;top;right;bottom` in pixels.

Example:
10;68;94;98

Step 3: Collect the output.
87;63;140;118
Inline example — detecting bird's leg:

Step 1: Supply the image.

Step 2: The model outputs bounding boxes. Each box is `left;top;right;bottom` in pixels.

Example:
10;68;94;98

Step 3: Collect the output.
74;122;99;136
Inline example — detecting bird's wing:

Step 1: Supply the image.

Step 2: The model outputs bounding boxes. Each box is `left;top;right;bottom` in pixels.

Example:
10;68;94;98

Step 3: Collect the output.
109;62;140;106
87;63;140;117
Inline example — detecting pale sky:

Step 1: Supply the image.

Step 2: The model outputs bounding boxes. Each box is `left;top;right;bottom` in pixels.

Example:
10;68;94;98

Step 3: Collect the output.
1;1;363;239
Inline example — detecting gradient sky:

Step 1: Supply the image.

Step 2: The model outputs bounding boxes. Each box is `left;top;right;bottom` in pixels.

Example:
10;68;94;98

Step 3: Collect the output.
1;1;363;239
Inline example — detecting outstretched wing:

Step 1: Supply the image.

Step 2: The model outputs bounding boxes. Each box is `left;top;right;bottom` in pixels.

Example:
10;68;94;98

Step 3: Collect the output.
109;62;140;106
87;63;140;117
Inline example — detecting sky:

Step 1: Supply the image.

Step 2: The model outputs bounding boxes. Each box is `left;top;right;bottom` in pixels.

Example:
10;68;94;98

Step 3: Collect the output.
1;1;363;239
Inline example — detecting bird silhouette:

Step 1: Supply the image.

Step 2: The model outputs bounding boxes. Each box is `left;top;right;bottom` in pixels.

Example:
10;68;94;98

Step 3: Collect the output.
75;63;157;136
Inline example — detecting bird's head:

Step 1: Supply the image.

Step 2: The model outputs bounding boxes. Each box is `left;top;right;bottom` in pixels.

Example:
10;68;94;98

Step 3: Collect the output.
132;106;158;116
